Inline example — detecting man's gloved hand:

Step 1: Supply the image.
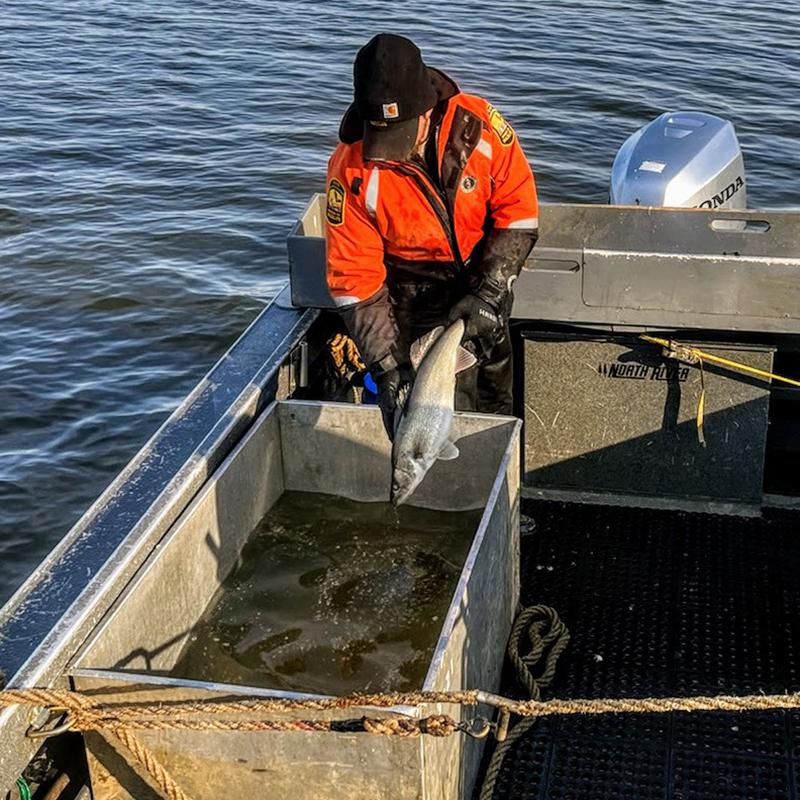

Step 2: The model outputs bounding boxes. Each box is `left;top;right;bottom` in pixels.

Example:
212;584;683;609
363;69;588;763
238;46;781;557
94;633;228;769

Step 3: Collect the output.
376;363;414;441
447;291;503;347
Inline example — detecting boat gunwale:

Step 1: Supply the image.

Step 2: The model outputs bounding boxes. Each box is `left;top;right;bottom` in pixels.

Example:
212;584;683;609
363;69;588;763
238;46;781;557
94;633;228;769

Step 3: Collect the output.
0;286;318;791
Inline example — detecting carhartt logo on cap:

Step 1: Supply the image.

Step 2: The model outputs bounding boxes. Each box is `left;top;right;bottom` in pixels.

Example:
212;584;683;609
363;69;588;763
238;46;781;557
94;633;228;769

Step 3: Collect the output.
382;102;399;119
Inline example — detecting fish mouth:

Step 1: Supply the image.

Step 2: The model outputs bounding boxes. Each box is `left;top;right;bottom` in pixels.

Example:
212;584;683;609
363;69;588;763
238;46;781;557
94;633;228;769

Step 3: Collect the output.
391;481;413;507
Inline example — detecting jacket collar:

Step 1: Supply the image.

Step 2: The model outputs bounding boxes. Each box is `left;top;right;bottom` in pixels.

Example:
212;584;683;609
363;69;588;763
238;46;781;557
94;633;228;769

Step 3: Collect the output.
338;67;460;145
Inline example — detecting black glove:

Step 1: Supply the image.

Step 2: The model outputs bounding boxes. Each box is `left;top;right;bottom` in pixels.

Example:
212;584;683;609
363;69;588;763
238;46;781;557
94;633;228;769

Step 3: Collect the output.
448;291;504;346
449;227;536;347
376;363;414;441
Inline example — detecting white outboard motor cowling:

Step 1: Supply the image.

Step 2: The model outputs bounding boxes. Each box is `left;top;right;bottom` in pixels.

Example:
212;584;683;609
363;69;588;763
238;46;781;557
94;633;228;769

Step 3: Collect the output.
610;111;746;209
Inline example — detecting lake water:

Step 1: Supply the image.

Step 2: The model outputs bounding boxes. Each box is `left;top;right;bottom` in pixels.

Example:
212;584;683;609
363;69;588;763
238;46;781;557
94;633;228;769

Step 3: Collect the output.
170;491;480;695
1;0;799;604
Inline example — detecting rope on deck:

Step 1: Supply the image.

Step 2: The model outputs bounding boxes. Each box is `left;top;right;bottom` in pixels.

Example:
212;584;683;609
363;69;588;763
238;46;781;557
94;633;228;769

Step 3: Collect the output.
112;727;191;800
6;685;800;728
480;605;570;800
5;603;800;800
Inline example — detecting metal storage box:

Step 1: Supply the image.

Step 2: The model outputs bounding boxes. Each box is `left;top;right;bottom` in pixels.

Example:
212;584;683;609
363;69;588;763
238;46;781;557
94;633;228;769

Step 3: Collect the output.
523;335;772;509
70;400;521;800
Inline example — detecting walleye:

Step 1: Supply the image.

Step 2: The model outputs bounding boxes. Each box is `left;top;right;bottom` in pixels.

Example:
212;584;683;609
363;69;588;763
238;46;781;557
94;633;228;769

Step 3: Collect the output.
391;320;477;506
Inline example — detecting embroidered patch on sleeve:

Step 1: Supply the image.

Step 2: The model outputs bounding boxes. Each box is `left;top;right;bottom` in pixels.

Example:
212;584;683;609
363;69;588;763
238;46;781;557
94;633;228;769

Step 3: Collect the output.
326;178;346;227
487;103;515;146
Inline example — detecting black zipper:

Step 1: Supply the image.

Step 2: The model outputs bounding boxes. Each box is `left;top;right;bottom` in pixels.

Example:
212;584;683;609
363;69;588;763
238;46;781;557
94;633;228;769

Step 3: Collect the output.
386;160;465;270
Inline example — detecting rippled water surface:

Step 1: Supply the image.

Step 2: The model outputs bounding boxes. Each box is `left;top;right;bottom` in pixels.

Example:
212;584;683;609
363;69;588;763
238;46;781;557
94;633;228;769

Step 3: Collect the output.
1;0;799;603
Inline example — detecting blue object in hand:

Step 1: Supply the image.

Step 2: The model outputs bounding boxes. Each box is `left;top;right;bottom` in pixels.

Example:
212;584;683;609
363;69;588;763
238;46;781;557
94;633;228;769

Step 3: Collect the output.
363;372;378;404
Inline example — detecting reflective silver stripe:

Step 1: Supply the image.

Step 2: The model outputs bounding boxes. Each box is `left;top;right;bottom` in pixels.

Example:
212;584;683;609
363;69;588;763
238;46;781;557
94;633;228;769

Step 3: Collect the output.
506;217;539;230
332;294;362;308
365;167;380;217
476;138;493;160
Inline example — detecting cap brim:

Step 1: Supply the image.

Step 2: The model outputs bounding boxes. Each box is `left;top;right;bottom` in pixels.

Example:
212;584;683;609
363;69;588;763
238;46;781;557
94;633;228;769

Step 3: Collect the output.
362;117;419;161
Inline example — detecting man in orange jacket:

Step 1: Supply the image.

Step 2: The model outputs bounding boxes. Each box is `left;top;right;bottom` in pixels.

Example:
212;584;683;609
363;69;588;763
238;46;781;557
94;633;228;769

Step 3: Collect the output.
326;34;539;435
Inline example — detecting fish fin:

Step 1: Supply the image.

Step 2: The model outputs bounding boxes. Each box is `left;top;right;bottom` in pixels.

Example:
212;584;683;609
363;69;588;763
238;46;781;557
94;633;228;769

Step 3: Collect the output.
455;346;477;374
410;326;444;370
437;440;460;461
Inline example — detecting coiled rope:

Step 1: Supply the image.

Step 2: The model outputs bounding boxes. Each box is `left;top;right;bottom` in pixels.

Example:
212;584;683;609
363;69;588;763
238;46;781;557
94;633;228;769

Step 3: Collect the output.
320;332;365;397
480;605;570;800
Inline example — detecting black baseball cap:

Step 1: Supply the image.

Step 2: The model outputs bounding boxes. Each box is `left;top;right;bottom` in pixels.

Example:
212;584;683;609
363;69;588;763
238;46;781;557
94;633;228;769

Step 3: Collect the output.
351;34;438;161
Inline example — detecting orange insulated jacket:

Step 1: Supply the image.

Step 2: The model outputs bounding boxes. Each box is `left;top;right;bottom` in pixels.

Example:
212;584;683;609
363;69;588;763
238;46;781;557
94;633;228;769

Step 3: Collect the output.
325;69;538;373
327;98;538;305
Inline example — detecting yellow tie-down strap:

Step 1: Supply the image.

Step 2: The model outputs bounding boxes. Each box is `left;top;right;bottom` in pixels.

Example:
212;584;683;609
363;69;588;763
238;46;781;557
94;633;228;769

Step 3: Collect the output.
638;334;800;446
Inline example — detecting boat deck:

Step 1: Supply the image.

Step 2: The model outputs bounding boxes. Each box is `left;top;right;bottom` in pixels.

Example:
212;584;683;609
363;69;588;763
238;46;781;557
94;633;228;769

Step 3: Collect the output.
488;499;800;799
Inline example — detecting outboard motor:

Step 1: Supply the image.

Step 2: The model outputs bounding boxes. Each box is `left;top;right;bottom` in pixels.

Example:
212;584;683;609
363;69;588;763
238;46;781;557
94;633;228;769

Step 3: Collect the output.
610;111;746;209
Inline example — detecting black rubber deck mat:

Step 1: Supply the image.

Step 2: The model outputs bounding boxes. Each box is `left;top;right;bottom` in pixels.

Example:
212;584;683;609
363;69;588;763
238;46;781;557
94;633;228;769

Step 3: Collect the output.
485;500;800;799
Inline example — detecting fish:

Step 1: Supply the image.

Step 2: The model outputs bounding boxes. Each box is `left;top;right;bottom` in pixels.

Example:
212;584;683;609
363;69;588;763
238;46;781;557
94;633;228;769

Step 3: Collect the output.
391;320;477;506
